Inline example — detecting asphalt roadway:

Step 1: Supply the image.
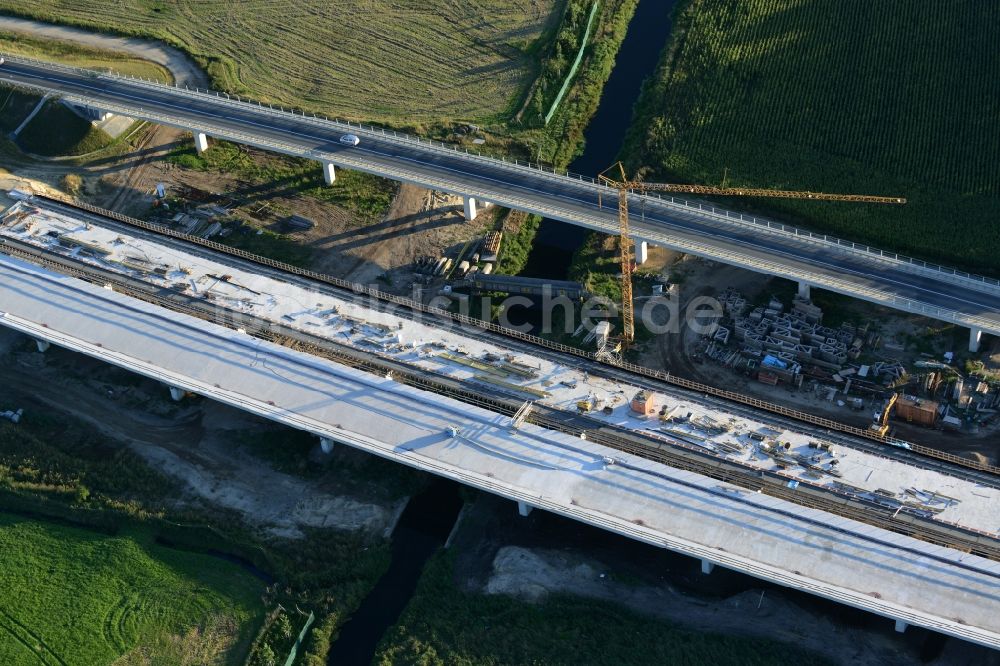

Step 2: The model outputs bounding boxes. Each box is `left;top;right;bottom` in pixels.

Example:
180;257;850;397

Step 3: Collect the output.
2;58;1000;338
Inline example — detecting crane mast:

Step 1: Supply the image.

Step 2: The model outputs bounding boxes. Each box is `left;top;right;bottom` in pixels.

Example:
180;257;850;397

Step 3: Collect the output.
597;162;906;347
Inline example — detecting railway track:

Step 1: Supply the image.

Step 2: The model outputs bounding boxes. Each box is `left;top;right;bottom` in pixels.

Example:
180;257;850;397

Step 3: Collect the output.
2;232;998;564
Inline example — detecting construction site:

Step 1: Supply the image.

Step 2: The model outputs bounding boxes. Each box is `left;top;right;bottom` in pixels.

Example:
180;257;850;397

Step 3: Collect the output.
628;256;1000;462
0;16;999;662
3;193;999;526
2;105;999;660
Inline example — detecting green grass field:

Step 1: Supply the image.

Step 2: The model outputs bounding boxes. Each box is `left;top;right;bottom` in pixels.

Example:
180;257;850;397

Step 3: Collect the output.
0;514;265;665
0;391;392;665
0;1;560;125
374;553;828;665
624;0;1000;274
0;86;41;132
168;140;396;225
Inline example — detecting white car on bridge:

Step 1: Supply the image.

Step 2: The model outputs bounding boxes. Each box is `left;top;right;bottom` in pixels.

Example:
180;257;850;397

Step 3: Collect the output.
339;134;360;146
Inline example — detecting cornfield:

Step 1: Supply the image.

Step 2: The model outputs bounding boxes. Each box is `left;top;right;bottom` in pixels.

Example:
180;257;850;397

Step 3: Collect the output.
626;0;1000;274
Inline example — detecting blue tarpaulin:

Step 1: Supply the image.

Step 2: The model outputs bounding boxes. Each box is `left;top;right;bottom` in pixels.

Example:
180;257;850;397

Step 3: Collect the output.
762;355;787;369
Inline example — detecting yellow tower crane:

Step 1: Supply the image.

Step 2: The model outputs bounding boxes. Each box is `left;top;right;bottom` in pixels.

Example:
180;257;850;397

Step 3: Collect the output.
596;162;906;346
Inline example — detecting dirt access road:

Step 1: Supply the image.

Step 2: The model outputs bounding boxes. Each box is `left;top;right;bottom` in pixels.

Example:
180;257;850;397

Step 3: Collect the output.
298;184;494;289
0;16;207;213
0;16;206;85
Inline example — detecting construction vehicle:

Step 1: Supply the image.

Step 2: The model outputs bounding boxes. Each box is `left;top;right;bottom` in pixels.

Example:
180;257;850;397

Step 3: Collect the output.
870;392;899;437
596;162;906;346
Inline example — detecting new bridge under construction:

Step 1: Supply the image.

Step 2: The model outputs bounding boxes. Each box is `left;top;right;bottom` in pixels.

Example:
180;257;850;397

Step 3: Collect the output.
0;195;997;649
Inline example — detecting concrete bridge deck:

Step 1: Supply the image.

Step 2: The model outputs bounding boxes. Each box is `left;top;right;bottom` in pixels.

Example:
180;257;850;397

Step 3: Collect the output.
1;253;998;648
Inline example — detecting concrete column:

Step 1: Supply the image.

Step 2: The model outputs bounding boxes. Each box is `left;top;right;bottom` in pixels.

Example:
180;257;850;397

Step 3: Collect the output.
517;500;533;517
322;161;336;185
168;386;186;402
463;196;477;220
969;327;982;353
634;240;648;266
700;559;715;575
894;619;908;633
193;131;209;154
34;339;50;353
319;437;335;454
797;282;811;300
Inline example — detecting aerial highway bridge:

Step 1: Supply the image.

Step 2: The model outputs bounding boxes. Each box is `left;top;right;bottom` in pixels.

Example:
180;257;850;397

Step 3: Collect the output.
1;197;999;649
1;54;999;351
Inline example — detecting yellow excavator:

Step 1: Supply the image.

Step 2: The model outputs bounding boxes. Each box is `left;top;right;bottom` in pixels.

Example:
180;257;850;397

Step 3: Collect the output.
870;393;899;437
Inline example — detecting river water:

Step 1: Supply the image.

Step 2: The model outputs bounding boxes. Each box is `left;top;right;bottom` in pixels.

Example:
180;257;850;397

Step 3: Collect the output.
324;479;463;665
325;2;678;662
521;0;679;279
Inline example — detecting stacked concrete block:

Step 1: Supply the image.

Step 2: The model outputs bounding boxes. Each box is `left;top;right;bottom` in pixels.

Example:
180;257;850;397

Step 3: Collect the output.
719;288;748;319
819;343;848;365
744;332;765;350
792;297;823;324
715;288;870;377
734;318;751;341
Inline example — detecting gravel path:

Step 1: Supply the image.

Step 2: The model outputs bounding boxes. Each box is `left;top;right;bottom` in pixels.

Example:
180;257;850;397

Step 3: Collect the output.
0;15;207;86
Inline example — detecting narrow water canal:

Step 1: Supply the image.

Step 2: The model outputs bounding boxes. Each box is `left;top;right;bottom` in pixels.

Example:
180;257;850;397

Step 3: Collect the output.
521;0;678;279
326;2;677;661
325;479;463;665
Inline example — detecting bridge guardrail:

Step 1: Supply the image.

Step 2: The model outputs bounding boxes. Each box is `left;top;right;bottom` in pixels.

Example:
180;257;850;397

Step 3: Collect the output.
4;51;999;295
637;194;1000;296
7;79;995;335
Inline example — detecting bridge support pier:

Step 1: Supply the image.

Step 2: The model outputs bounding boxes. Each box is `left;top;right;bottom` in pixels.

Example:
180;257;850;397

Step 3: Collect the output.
463;196;477;221
319;436;336;454
193;131;209;154
34;339;50;353
634;240;648;266
797;282;811;300
894;619;908;633
517;500;533;517
167;386;186;401
322;161;336;185
700;559;715;575
969;327;982;353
